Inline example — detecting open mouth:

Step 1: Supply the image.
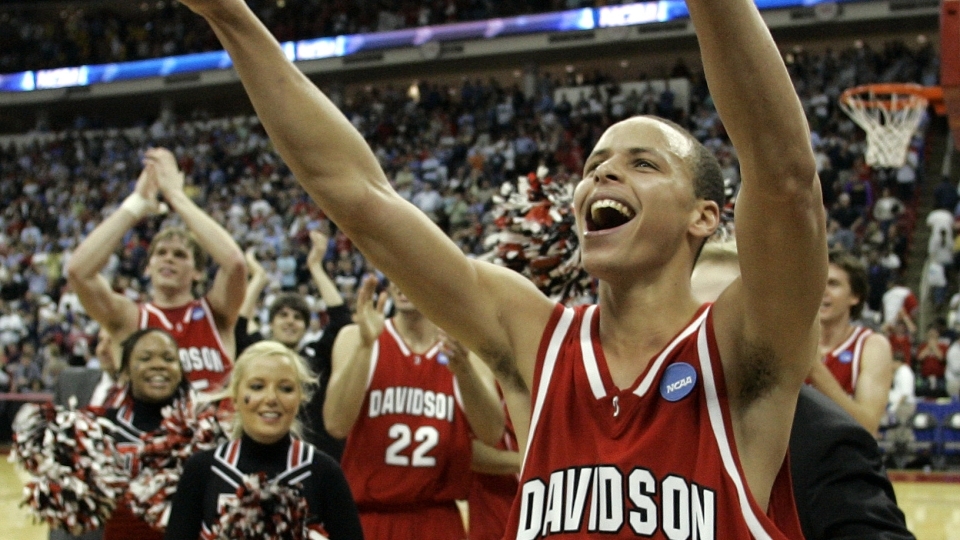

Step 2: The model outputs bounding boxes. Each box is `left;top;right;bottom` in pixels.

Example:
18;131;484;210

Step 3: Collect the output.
145;374;171;388
586;199;636;231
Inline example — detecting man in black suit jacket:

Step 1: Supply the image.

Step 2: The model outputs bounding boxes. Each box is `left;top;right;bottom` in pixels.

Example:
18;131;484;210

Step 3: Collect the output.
791;385;913;539
693;241;914;539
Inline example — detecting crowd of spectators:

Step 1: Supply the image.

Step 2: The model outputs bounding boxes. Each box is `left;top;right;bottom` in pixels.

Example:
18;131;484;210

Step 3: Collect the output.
1;0;599;74
1;37;957;441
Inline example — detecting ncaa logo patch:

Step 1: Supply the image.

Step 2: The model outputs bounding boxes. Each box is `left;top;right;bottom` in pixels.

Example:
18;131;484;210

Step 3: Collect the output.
660;362;697;402
838;351;853;364
191;307;205;321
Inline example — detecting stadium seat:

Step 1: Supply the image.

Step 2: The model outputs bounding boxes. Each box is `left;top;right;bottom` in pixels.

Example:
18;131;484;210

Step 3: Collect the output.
940;412;960;467
907;411;940;467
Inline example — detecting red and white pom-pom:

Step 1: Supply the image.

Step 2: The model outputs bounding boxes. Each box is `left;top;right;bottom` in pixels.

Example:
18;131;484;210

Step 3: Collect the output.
126;398;231;531
484;171;593;304
11;403;127;535
209;473;310;540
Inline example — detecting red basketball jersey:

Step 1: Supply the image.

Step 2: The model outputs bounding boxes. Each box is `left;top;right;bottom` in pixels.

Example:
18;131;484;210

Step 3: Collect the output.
822;326;873;396
138;298;232;392
505;304;804;540
468;392;520;540
340;319;474;509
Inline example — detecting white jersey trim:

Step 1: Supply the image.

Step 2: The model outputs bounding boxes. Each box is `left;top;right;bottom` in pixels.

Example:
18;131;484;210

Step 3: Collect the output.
850;328;872;392
579;306;607;400
141;302;175;330
384;319;410;356
521;307;575;477
452;376;465;409
829;326;864;357
696;307;774;540
634;308;711;398
366;341;380;391
383;319;443;361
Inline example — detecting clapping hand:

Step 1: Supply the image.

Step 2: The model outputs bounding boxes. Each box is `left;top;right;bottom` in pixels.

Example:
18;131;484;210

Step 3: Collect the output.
307;230;329;269
354;275;387;347
439;331;470;375
144;147;185;196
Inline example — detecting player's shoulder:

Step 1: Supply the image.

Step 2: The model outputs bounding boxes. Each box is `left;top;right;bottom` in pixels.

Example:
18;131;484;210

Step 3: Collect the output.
862;330;893;356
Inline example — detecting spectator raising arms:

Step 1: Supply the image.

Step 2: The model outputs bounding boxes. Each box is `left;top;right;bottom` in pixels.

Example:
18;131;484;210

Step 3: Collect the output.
179;0;826;537
66;148;246;393
325;276;503;539
240;230;354;460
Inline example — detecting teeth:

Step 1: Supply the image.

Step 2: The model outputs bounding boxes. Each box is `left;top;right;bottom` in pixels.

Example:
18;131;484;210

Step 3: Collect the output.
261;412;280;418
591;199;634;221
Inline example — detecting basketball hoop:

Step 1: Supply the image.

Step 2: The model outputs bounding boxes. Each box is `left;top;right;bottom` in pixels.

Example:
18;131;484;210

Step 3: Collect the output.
838;83;935;168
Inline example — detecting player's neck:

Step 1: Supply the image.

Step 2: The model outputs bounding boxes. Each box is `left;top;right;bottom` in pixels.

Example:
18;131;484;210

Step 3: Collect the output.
150;286;196;309
596;281;702;390
819;317;854;350
392;310;439;353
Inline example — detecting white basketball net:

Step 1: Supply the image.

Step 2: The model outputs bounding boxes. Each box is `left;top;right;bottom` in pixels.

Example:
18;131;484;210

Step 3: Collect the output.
839;87;927;168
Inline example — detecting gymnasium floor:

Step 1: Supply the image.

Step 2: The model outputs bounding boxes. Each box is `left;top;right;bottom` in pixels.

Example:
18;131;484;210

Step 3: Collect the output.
2;457;958;539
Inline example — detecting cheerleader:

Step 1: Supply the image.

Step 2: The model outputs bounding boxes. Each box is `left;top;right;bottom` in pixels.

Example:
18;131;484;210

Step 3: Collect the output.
101;328;190;540
165;341;363;540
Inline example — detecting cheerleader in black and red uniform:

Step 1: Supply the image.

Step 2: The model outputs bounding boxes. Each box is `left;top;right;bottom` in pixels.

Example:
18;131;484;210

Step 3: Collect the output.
164;340;363;540
99;327;191;540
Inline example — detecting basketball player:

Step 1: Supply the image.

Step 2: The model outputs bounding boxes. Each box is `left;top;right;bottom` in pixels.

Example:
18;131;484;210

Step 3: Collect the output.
808;250;894;435
467;402;521;540
179;0;825;536
692;240;914;540
325;276;502;539
66;147;246;392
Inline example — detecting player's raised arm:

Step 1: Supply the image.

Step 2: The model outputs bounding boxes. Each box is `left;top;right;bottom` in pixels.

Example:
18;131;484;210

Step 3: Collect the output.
687;0;827;391
66;167;157;336
177;0;552;385
442;337;505;447
324;276;388;438
145;147;247;333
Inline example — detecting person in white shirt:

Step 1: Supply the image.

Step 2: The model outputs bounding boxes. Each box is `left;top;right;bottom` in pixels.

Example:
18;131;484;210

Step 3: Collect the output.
926;208;954;263
888;352;916;417
945;338;960;399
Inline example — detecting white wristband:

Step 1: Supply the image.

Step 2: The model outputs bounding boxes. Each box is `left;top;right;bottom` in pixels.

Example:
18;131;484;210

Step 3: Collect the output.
119;192;150;218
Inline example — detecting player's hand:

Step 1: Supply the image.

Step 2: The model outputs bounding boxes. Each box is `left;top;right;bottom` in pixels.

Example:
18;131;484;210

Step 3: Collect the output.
245;247;266;280
121;167;165;219
307;230;329;269
439;332;470;375
177;0;251;21
354;275;387;347
144;147;185;195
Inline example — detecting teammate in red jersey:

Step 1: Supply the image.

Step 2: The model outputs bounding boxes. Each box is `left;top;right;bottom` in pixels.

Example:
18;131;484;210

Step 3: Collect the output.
179;0;825;536
325;277;502;539
808;250;894;435
467;389;521;540
67;147;246;392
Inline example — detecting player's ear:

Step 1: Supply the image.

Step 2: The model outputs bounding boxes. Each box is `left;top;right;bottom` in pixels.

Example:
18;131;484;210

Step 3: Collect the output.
689;199;720;240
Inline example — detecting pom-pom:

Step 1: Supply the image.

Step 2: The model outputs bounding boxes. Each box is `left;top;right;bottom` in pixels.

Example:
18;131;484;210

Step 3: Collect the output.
209;473;310;540
126;398;231;530
484;172;593;303
10;403;127;535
